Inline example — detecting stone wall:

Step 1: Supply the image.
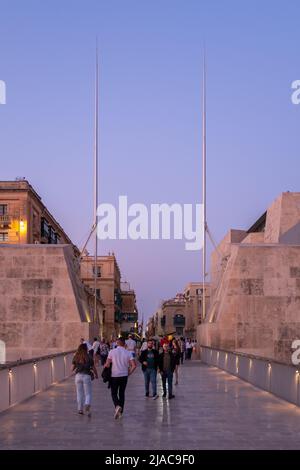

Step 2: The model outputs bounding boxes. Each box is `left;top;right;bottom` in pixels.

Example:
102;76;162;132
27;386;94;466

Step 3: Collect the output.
0;244;99;361
198;192;300;364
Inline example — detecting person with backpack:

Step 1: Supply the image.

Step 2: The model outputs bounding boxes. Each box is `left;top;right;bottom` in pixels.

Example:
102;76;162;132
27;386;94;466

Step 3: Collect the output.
72;343;98;417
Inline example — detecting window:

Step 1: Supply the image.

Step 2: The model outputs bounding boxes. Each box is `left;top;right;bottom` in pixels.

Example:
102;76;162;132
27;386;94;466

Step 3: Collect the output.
196;288;203;295
41;218;50;238
92;266;101;277
96;289;101;299
0;205;7;216
0;232;8;242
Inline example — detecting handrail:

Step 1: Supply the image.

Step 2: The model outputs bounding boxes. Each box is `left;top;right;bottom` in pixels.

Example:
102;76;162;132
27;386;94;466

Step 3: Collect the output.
0;350;76;370
199;345;294;367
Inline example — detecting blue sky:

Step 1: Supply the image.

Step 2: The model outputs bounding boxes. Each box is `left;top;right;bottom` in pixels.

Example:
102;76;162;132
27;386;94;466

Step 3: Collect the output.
1;1;300;319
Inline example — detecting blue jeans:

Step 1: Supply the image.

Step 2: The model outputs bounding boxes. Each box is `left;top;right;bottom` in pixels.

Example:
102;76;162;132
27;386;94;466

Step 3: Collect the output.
143;368;157;396
75;373;92;410
161;370;173;397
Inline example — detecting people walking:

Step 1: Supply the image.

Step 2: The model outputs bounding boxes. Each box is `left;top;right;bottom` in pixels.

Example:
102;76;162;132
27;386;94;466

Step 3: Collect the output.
140;338;148;352
125;334;137;358
139;339;159;399
185;338;193;360
80;337;94;358
179;337;186;364
158;343;176;399
171;339;181;385
72;343;98;417
99;339;110;366
104;336;136;419
92;337;100;366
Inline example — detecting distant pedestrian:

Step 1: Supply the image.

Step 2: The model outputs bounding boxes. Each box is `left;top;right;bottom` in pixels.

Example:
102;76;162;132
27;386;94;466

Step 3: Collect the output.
92;337;100;366
158;343;176;399
185;339;193;360
140;338;148;352
125;334;137;358
171;339;181;385
99;339;110;366
104;336;137;419
72;343;98;417
139;339;159;399
179;337;186;364
160;336;169;348
80;337;94;358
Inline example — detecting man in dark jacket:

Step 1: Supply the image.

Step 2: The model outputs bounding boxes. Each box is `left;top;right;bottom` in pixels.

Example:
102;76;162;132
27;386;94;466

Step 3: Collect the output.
139;339;160;399
158;342;176;399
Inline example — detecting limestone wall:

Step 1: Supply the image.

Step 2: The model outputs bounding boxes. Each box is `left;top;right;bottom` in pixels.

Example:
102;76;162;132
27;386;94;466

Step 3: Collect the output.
198;192;300;364
0;244;99;361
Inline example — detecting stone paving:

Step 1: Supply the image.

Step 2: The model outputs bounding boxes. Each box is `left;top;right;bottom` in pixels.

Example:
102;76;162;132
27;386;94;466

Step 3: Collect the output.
1;360;300;450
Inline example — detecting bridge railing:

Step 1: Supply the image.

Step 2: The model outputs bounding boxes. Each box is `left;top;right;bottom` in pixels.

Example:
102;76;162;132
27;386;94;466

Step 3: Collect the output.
0;351;75;413
200;345;300;407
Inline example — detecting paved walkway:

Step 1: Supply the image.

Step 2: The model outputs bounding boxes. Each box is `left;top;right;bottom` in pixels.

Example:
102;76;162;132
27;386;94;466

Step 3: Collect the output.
1;360;300;450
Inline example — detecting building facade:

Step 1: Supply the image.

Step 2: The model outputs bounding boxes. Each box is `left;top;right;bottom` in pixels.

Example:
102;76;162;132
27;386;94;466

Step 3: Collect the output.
198;191;300;363
80;254;123;339
119;282;138;336
148;285;210;339
0;180;75;248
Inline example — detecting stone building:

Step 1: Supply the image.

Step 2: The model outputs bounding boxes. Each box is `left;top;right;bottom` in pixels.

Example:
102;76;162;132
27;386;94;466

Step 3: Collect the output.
148;284;210;339
119;282;138;337
80;254;122;339
183;282;210;329
198;192;300;364
0;180;103;361
0;180;75;248
0;244;103;362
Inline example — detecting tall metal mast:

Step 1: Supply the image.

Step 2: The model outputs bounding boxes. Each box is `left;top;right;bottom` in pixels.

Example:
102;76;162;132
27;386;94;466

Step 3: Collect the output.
93;41;99;323
202;49;207;321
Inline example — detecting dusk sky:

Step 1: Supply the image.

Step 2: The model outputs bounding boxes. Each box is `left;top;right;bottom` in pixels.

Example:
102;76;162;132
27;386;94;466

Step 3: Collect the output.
1;1;300;320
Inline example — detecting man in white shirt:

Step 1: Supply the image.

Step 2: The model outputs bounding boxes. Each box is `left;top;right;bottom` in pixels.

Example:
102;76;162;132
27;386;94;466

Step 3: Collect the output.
125;334;137;358
105;336;136;419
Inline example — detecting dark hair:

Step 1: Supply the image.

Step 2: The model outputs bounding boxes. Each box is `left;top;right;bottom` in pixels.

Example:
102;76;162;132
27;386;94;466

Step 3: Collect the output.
94;337;98;341
73;343;89;364
117;336;126;345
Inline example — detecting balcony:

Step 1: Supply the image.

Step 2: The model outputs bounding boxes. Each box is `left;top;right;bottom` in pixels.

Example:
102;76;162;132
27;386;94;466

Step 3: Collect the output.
114;290;123;308
0;214;11;226
120;313;138;323
173;314;185;327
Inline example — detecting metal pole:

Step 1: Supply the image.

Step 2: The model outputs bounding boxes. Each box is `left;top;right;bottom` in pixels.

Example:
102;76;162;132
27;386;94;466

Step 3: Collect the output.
93;41;99;324
202;49;207;321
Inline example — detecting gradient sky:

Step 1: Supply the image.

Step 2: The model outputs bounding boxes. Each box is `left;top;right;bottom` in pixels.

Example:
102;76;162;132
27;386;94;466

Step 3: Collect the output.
1;1;300;321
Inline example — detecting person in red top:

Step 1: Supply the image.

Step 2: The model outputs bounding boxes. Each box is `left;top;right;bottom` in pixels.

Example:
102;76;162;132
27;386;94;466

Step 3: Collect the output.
160;336;169;348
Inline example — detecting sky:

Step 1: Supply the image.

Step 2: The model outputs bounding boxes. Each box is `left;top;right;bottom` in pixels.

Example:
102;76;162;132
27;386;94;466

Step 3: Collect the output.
0;0;300;321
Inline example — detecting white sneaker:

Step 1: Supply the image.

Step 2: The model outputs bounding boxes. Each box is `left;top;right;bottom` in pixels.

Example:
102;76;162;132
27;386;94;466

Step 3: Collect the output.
152;394;159;400
114;406;122;419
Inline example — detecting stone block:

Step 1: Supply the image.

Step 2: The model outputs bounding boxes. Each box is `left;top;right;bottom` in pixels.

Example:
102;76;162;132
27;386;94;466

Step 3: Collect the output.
21;279;53;295
23;322;63;348
0;323;23;347
8;296;43;321
240;278;264;295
